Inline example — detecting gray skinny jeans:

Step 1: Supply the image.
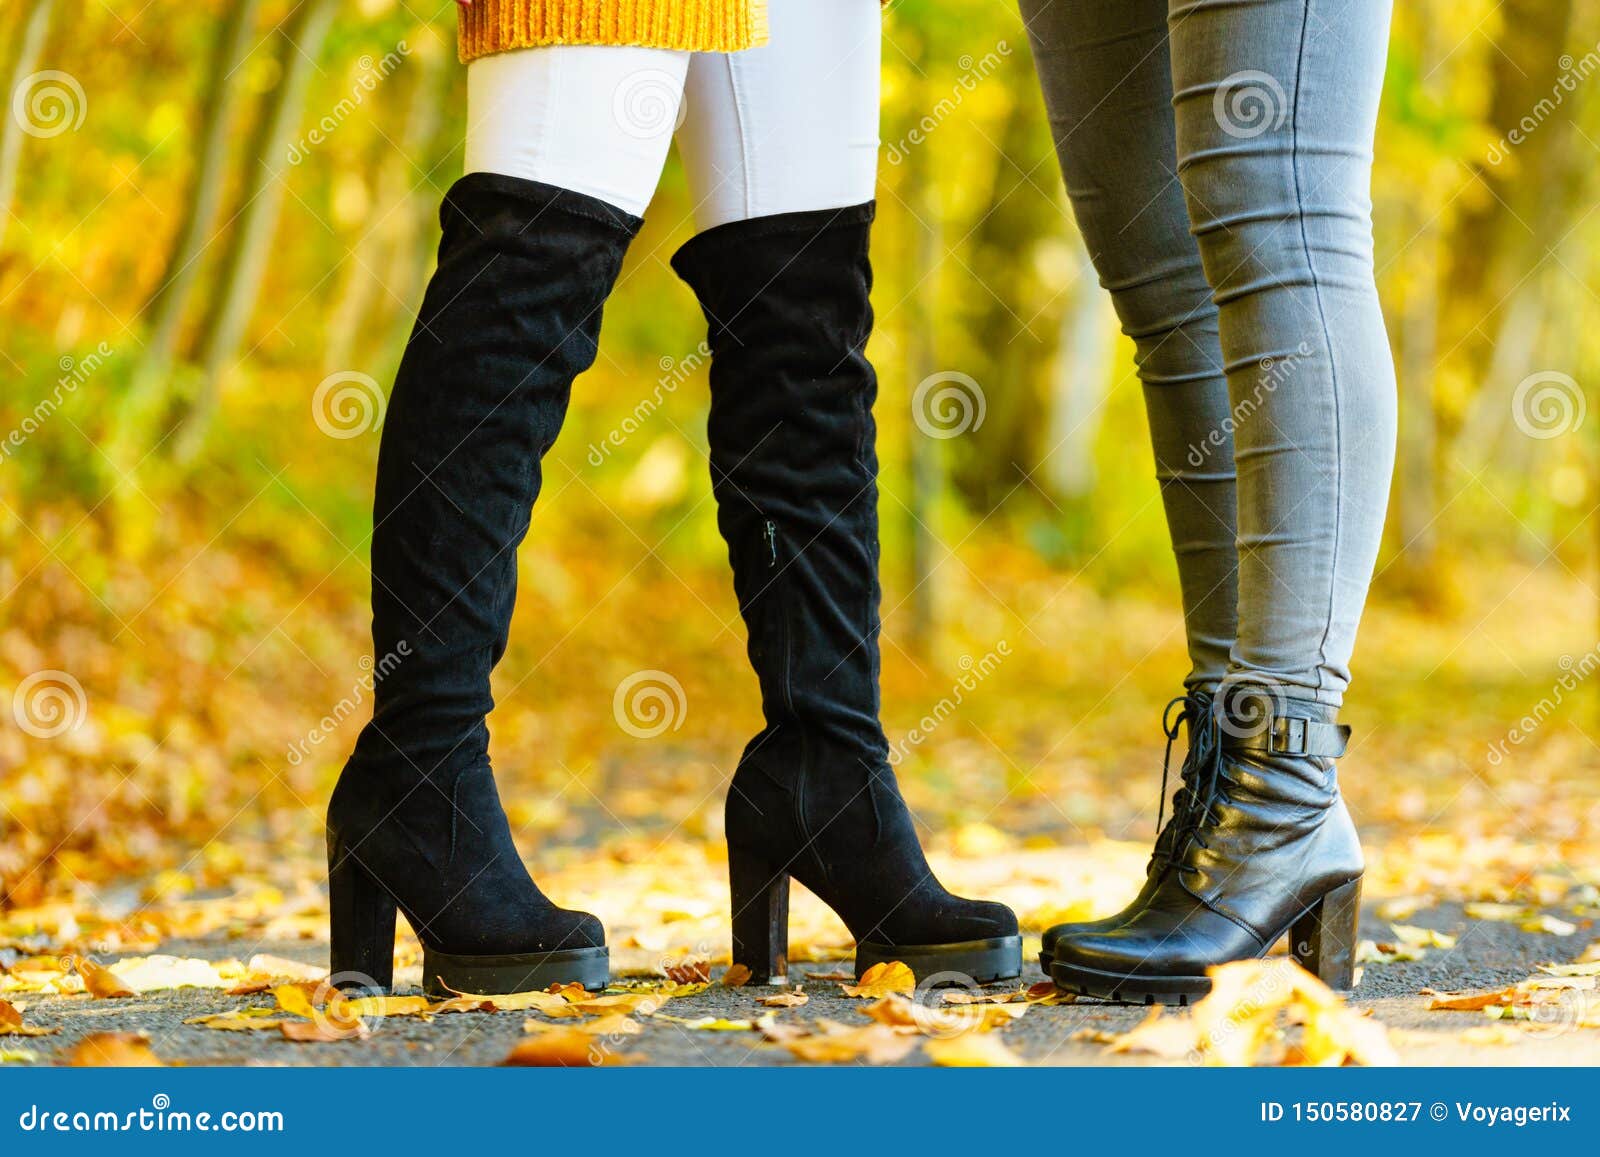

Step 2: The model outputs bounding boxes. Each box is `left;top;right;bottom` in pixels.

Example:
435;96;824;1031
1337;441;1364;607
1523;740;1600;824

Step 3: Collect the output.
1019;0;1397;708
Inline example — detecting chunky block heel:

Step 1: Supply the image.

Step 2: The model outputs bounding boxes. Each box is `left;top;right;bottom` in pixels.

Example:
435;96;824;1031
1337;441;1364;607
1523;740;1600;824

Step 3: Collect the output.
1291;875;1362;990
729;845;790;985
328;836;397;993
329;832;609;999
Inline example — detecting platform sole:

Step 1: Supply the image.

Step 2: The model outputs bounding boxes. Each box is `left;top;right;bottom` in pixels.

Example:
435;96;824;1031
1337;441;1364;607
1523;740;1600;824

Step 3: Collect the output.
1049;877;1362;1005
421;945;609;999
1048;958;1217;1005
856;935;1023;986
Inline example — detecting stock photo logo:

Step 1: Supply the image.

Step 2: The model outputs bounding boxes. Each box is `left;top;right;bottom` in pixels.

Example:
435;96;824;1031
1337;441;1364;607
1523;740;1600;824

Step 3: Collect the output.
1484;40;1600;165
612;69;687;140
883;41;1013;165
1;344;113;463
903;971;1013;1041
1186;344;1309;467
11;69;87;139
1211;675;1291;743
888;643;1011;766
912;371;986;439
12;669;88;739
587;345;706;466
1486;647;1600;767
1511;370;1585;439
312;371;386;438
1212;70;1289;139
286;645;410;767
286;44;410;165
612;669;687;739
1503;986;1599;1041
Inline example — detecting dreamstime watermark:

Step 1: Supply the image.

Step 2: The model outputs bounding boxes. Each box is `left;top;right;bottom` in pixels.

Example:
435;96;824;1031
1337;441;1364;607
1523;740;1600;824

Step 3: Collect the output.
313;371;386;438
1186;343;1311;467
655;941;714;981
12;670;88;739
884;42;1013;165
1;343;113;464
906;970;990;1039
11;70;86;138
1486;41;1600;165
587;343;708;466
1213;70;1289;140
306;971;397;1038
613;669;687;739
1210;675;1291;744
1496;985;1599;1040
1183;959;1301;1064
888;642;1011;765
286;644;410;766
1486;644;1600;767
580;1018;642;1066
912;371;986;439
612;68;686;140
287;42;410;165
16;1094;283;1134
1511;370;1584;439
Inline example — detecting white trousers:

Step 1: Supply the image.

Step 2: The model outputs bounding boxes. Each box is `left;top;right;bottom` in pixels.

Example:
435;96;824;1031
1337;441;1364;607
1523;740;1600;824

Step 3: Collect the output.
463;0;881;228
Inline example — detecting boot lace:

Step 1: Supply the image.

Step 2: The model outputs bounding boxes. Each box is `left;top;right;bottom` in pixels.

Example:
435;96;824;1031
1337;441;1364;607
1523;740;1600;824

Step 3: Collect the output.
1149;692;1226;873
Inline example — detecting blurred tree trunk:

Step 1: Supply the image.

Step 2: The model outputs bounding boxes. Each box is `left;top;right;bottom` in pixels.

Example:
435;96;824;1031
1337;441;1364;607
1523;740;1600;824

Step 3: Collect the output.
902;82;945;656
0;0;57;253
1448;0;1575;275
324;39;451;375
1044;245;1114;503
378;61;458;363
99;0;263;505
951;90;1050;515
1396;220;1440;570
320;133;391;376
1391;15;1445;592
1450;0;1591;503
1444;0;1575;370
123;0;262;406
1454;282;1544;466
175;0;340;461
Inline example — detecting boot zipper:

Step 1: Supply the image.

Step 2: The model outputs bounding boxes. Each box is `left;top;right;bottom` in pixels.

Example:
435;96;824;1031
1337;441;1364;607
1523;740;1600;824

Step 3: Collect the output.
763;518;814;877
762;520;795;717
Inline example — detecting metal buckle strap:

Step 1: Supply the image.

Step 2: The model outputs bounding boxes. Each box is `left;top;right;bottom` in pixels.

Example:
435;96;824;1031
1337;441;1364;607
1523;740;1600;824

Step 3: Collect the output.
1226;714;1350;758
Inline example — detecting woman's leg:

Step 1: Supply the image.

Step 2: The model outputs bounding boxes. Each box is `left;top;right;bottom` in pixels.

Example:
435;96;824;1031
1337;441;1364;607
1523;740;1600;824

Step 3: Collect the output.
329;45;685;996
1019;0;1239;964
1048;0;1391;1001
464;44;688;216
674;1;879;230
1169;0;1397;708
670;0;1020;983
1019;0;1238;699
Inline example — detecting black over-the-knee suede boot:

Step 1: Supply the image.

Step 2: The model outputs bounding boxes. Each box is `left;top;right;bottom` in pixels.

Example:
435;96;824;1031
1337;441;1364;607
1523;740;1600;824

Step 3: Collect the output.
327;174;640;997
672;205;1021;985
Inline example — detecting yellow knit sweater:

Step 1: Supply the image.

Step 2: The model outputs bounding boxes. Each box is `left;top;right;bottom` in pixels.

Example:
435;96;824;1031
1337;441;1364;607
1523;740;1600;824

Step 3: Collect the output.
459;0;770;61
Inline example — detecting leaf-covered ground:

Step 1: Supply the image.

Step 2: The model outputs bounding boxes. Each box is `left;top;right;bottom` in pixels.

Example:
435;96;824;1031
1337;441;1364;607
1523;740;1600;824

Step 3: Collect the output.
3;890;1597;1067
4;519;1598;1064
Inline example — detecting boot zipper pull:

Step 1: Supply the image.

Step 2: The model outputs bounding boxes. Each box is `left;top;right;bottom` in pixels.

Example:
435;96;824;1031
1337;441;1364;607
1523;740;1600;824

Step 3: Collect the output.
764;520;778;568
